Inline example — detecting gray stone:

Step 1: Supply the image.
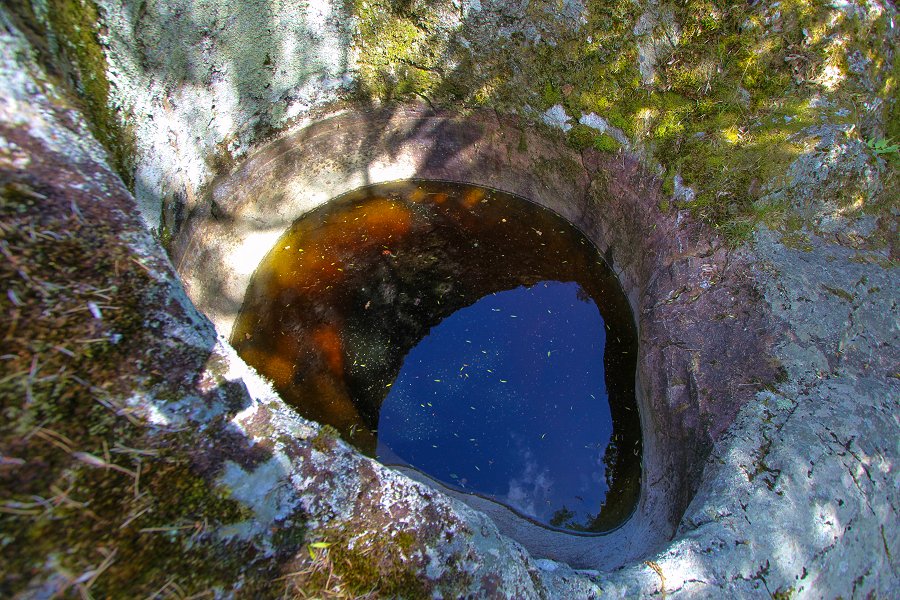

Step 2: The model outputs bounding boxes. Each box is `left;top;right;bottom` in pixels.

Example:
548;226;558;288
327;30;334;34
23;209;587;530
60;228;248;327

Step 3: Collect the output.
542;103;573;131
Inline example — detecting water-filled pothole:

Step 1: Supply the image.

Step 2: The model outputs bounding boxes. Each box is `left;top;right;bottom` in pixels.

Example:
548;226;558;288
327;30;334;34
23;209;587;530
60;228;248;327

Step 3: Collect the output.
231;180;641;532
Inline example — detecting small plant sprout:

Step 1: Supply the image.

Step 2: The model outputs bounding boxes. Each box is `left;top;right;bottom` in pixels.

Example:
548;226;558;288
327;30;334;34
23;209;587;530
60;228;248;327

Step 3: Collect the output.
307;541;332;560
867;137;900;156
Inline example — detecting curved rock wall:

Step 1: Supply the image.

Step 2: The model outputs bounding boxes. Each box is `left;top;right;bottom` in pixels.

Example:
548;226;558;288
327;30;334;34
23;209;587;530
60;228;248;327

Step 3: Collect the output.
174;105;780;569
1;0;898;598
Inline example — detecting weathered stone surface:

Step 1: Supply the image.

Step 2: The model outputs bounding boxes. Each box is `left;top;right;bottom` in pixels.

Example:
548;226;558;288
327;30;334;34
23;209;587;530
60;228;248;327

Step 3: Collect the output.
1;0;898;598
596;232;899;598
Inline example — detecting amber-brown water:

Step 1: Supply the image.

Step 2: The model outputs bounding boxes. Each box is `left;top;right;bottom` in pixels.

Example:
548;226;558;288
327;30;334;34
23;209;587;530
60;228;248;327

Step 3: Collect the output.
231;180;641;532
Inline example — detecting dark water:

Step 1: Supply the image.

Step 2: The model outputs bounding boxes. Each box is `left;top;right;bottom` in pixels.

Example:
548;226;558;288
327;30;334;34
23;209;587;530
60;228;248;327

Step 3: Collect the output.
231;180;641;532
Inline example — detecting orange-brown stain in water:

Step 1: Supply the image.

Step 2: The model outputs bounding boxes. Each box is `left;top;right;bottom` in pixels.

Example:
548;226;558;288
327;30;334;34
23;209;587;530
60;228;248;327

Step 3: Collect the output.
240;346;295;388
408;187;428;203
267;198;414;294
312;324;345;376
461;187;485;209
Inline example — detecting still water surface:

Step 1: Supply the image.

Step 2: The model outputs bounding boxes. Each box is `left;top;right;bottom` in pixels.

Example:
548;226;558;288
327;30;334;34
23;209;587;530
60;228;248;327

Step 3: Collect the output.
231;180;641;532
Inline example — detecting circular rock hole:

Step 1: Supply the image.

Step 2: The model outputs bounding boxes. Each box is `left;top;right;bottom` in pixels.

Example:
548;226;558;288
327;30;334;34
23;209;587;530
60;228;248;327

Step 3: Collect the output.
229;180;642;534
173;106;770;569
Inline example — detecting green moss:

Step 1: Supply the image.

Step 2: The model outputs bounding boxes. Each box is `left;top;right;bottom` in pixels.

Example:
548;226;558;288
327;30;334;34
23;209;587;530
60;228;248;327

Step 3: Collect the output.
311;423;340;452
565;122;603;152
328;538;425;596
394;530;416;551
351;0;447;102
542;82;564;108
350;0;892;240
821;284;855;303
650;94;692;140
595;133;621;152
879;48;900;215
639;1;850;242
885;50;900;143
40;452;265;597
44;0;135;188
567;123;619;152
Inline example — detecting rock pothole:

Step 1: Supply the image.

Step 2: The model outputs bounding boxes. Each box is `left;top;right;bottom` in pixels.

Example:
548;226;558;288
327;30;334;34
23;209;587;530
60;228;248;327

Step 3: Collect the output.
3;0;898;595
172;105;780;568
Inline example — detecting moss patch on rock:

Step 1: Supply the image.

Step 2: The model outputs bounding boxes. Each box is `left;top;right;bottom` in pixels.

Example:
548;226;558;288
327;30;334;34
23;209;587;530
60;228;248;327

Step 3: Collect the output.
350;0;898;244
39;0;136;188
281;528;433;599
0;154;274;596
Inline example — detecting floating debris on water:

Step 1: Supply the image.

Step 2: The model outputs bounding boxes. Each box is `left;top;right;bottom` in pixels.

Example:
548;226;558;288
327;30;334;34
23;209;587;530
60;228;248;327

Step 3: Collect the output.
231;180;641;533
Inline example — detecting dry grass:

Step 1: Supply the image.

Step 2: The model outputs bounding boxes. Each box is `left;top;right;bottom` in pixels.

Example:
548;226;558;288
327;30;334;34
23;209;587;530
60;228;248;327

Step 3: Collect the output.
278;545;379;600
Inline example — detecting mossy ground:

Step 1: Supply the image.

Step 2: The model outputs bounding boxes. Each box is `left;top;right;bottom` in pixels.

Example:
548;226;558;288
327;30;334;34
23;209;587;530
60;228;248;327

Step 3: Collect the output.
351;0;899;245
0;177;281;596
281;528;431;599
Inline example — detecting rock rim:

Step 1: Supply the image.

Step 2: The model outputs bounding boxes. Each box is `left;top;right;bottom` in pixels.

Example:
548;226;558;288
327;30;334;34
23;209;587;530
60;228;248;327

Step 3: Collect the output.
0;1;898;598
175;103;782;570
